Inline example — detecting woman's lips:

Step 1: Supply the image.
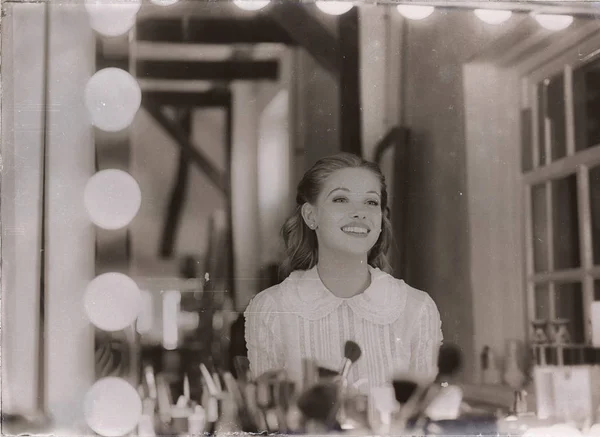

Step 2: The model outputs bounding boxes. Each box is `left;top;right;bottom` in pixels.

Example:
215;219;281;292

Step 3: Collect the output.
341;225;370;237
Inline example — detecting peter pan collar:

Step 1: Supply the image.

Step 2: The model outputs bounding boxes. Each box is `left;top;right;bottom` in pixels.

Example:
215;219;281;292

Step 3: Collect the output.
279;265;407;325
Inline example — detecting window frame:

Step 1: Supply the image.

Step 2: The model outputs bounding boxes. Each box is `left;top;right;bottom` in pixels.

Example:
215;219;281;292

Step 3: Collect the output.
522;33;600;345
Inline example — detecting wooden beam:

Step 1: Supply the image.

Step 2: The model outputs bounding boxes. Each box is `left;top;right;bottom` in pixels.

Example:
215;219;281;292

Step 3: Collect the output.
267;3;340;76
160;109;192;258
142;89;232;107
136;59;279;81
143;99;228;195
97;55;279;80
225;104;235;303
338;7;362;156
136;16;296;45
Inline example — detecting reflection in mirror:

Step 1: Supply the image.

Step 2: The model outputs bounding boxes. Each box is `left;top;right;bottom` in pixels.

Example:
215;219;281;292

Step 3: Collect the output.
3;1;600;435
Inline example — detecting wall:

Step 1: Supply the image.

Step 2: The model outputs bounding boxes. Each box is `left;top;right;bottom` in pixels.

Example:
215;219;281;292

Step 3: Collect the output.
1;2;97;428
1;3;46;414
401;10;527;380
129;107;227;277
293;48;340;171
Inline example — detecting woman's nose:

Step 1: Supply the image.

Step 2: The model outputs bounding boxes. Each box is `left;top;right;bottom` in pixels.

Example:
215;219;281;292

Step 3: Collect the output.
351;209;367;219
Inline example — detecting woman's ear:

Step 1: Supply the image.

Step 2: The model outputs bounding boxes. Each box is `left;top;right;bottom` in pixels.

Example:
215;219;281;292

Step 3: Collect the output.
301;202;317;229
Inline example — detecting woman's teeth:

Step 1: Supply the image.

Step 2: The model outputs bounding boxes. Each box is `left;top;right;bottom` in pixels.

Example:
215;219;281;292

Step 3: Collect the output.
342;226;369;235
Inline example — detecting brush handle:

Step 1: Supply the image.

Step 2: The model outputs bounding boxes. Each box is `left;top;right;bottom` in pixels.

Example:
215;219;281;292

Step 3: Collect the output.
199;364;219;396
340;359;353;379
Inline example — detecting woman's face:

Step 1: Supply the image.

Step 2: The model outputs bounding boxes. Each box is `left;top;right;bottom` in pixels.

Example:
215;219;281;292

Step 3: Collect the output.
303;167;383;258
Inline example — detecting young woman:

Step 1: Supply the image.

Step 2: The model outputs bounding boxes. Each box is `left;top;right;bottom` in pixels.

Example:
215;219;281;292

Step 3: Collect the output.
245;153;443;392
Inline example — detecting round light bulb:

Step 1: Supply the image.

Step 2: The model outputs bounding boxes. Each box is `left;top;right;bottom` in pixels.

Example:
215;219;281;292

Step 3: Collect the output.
84;377;142;437
473;9;512;24
85;0;141;37
84;169;142;230
315;1;354;15
84;273;142;332
396;4;435;20
85;68;141;133
150;0;180;5
533;13;574;31
233;0;270;11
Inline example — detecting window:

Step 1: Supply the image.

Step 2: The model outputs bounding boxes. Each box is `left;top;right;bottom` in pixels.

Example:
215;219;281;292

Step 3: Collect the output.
524;49;600;345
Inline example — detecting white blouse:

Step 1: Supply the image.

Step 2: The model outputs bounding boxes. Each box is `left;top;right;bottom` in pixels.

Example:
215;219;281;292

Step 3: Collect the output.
244;265;443;393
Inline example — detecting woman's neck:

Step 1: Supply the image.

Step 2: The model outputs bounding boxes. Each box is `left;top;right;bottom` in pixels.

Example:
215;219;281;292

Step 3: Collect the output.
316;253;371;299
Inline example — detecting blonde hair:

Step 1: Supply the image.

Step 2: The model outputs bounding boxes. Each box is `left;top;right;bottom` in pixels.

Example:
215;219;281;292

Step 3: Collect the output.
280;153;392;277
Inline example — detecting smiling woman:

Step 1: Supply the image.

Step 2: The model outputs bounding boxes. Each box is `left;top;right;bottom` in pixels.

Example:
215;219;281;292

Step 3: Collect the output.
244;152;443;395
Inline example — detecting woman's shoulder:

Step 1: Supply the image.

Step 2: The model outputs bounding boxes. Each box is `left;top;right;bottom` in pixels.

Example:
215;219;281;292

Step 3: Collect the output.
245;269;303;311
377;270;438;311
245;283;285;313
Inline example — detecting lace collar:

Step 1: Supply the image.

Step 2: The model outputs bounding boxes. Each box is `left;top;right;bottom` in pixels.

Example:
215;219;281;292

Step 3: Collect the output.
279;265;407;325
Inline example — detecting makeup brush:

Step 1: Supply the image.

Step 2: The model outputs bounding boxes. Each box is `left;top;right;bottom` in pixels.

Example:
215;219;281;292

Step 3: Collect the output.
393;343;463;433
414;343;463;426
302;358;318;391
222;371;258;432
340;340;362;379
326;341;363;428
297;382;340;427
256;376;278;432
318;366;341;380
199;364;220;397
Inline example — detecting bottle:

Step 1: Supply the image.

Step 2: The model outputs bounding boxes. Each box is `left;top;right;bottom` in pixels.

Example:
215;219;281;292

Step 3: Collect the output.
503;340;526;389
481;346;502;385
188;405;206;436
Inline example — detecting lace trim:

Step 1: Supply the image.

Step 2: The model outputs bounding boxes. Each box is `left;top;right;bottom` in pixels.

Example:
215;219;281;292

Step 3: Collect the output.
278;266;408;325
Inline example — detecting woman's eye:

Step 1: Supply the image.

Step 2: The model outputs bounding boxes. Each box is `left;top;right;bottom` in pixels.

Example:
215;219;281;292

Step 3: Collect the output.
333;197;348;203
367;200;380;206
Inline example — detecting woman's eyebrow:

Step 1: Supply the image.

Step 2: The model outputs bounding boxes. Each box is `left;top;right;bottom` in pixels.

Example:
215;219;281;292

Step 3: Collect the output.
326;187;381;197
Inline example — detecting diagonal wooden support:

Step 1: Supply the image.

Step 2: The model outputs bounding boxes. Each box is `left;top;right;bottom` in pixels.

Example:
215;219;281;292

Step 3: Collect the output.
267;2;340;76
143;97;228;195
160;109;192;258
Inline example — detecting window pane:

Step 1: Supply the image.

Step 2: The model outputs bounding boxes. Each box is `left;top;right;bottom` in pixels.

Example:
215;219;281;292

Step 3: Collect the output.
547;74;567;161
532;183;548;273
534;283;550;320
554;282;584;343
573;57;600;151
589;165;600;265
537;82;548;166
521;108;533;172
552;174;580;270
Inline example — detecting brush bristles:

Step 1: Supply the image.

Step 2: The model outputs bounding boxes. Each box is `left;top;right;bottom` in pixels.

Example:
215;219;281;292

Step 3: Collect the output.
392;379;419;404
344;340;362;363
297;383;339;422
437;343;462;377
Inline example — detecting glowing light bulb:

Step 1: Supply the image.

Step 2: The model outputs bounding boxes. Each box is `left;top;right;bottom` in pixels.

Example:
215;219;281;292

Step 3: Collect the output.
533;13;574;31
474;9;512;24
84;272;142;332
84;377;142;437
84;169;142;230
396;4;435;20
85;68;141;133
233;0;270;11
315;1;354;15
85;0;141;37
150;0;180;5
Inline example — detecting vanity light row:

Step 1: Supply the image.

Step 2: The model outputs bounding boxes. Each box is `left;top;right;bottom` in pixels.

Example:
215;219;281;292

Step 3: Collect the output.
232;1;574;31
85;0;576;38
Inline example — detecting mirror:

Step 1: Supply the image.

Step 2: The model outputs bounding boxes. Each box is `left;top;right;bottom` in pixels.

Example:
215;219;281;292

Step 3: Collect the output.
2;1;600;433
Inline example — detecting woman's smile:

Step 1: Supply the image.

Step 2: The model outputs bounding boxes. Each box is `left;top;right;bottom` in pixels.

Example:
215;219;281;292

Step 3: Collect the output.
341;222;371;237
